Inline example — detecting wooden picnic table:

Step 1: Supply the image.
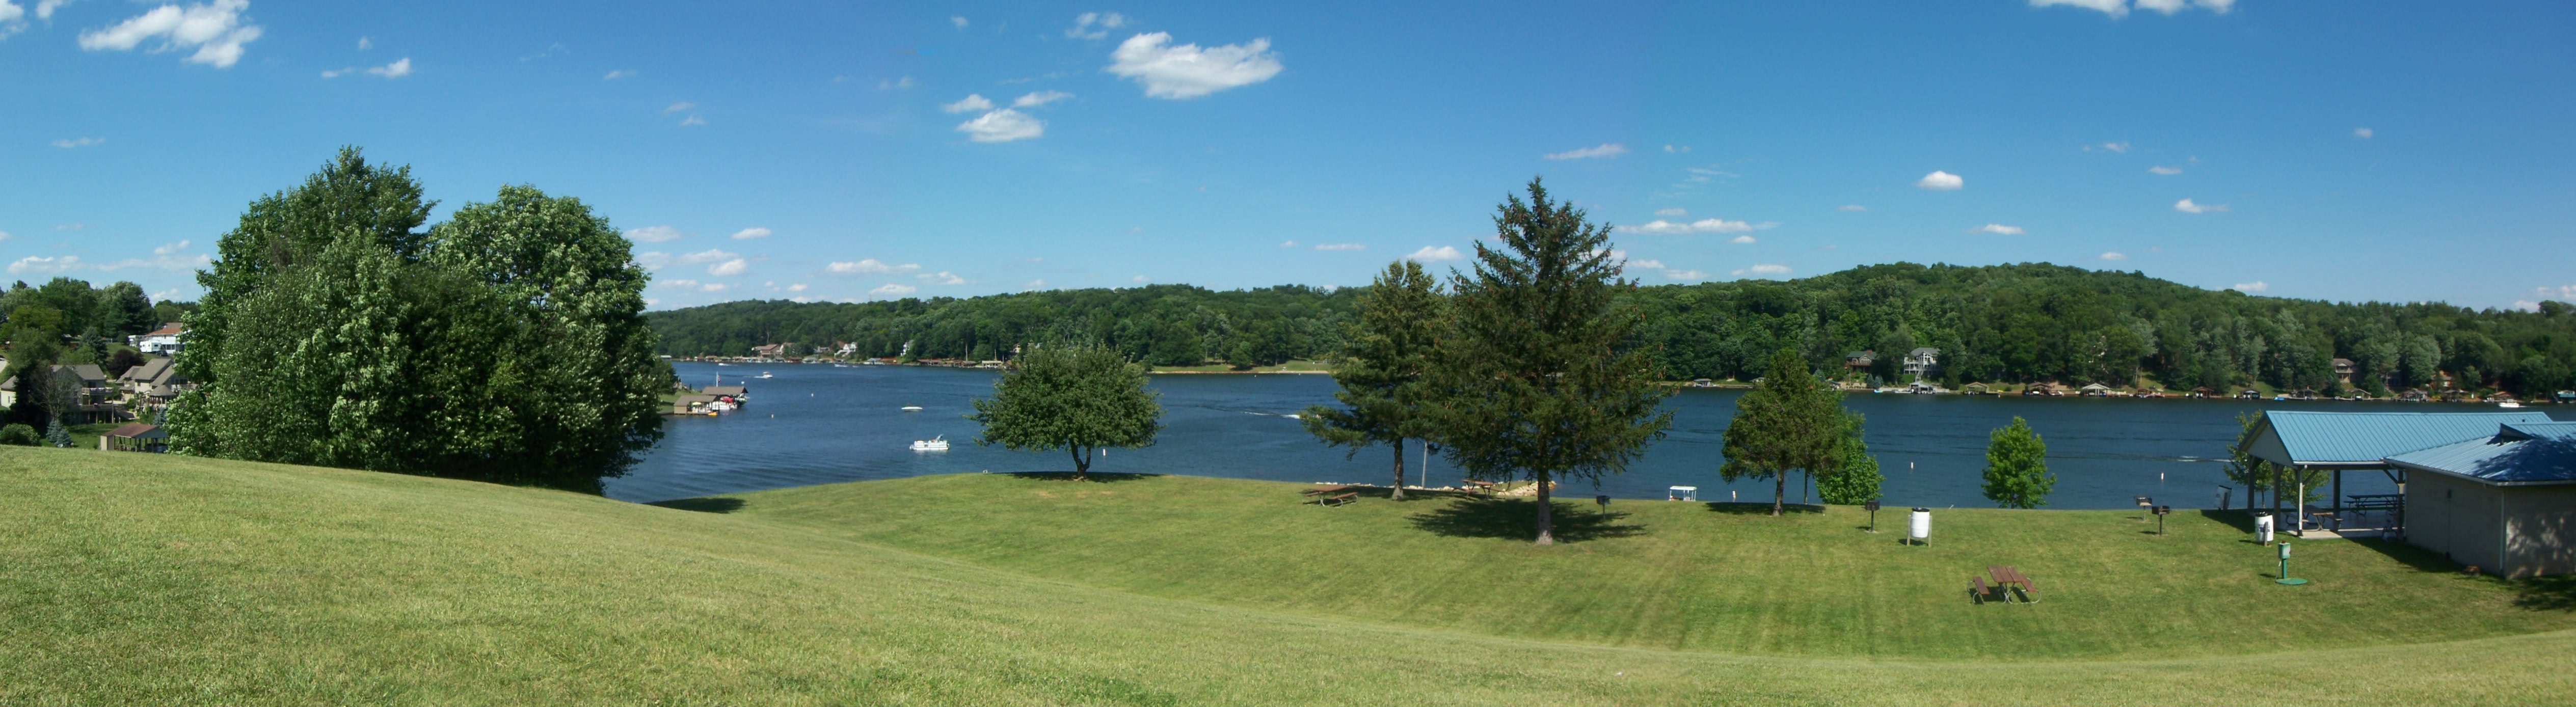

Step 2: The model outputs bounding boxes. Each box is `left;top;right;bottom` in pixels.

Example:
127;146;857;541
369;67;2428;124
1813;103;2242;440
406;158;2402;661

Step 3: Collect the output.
1300;484;1352;496
1987;565;2040;603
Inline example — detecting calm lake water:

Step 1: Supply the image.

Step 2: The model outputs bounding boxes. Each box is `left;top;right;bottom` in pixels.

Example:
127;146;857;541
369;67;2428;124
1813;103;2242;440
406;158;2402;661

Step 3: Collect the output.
608;362;2555;509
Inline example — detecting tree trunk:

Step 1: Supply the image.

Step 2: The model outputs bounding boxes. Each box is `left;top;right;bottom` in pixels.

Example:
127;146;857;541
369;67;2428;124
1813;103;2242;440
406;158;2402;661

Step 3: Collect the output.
1533;471;1555;545
1774;472;1787;516
1390;438;1407;501
1070;444;1089;480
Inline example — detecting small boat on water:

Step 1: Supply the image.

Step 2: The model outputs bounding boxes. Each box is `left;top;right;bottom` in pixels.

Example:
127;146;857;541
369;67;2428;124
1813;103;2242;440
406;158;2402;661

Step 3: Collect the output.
2499;402;2524;409
901;405;924;412
756;372;774;379
911;436;949;451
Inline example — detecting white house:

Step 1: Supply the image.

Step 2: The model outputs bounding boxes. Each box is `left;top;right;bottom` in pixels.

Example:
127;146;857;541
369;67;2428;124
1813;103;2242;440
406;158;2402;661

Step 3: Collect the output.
130;323;185;355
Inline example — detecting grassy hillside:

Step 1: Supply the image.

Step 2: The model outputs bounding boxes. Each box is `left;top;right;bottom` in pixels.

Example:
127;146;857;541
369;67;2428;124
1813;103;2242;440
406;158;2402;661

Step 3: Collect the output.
5;448;2573;705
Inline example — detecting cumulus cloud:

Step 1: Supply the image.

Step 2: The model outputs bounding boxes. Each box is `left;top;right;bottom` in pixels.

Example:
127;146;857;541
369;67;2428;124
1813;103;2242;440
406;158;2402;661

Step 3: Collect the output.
2352;127;2373;139
872;283;919;296
918;271;968;285
664;102;694;113
2090;141;2131;153
1916;171;1964;191
1974;223;2026;235
1629;258;1666;270
826;259;920;275
1107;32;1284;99
2149;166;2183;175
1665;269;1709;280
2101;252;2129;261
877;76;915;90
657;279;699;288
35;0;73;21
1312;243;1365;251
98;254;211;271
603;69;634;80
941;94;995;114
1730;235;1756;244
1653;208;1687;216
956;108;1043;142
8;255;81;275
1405;246;1464;262
2233;281;2267;293
1838;204;1867;212
1278;240;1297;248
324;57;411;79
77;0;264;68
705;258;749;276
730;227;771;240
1064;11;1125;40
678;114;707;127
1733;264;1791;278
50;137;104;148
1620;217;1758;234
2135;0;2237;14
951;15;968;29
1662;144;1691;153
2174;198;2228;213
1543;143;1628;160
153;239;190;254
700;283;730;292
2031;0;2129;17
1012;90;1072;108
625;225;685;243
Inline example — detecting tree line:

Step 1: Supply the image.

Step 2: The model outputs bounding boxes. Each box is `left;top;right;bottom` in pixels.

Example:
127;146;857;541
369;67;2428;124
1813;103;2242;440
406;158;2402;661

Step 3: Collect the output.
650;264;2576;399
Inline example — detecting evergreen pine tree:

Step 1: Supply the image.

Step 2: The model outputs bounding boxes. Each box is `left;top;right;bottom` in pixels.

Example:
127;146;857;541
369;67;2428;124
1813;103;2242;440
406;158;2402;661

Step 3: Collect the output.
1303;260;1445;500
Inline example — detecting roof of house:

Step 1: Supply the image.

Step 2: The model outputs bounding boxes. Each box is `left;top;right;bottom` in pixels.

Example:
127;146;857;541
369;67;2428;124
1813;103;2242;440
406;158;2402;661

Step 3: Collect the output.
2248;411;2560;469
2081;383;2112;391
144;324;184;336
703;386;747;396
673;394;719;404
106;423;167;439
2384;422;2576;485
1908;347;1940;357
119;358;173;383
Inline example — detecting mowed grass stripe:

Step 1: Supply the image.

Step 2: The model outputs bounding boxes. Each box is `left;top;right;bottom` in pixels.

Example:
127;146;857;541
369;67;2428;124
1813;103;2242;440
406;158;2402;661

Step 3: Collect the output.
1;448;2569;705
739;472;2574;660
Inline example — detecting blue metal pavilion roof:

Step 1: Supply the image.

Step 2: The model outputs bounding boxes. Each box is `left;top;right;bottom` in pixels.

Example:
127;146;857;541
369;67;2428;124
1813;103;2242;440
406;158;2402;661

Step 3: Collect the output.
2384;422;2576;485
2246;411;2559;468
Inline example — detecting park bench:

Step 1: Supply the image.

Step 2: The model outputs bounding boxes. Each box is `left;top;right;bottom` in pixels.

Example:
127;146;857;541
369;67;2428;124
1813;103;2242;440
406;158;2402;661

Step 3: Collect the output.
1319;492;1360;507
1969;575;2004;604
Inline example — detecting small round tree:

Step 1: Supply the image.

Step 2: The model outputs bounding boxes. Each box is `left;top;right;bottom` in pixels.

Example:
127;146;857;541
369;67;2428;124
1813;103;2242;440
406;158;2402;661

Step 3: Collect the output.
969;343;1164;480
1981;416;2054;508
1816;412;1883;506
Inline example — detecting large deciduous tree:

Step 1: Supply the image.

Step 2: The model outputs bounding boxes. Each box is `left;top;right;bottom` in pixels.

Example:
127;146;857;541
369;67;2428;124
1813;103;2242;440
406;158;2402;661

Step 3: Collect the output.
1434;178;1672;545
1816;411;1884;506
170;149;665;493
1981;416;2055;508
1720;348;1845;515
969;343;1164;480
1302;260;1446;500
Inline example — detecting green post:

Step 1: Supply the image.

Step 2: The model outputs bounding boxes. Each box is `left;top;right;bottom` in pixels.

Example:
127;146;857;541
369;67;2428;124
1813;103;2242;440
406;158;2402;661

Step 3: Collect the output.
2276;540;2308;585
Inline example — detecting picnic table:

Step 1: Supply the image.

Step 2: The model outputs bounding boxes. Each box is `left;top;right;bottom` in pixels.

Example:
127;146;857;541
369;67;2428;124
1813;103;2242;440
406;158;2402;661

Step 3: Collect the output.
1986;565;2040;604
1300;484;1351;497
1461;479;1499;497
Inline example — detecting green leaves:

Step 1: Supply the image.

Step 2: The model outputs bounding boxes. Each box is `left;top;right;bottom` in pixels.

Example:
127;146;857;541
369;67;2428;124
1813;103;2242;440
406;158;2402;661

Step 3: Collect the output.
1721;348;1846;515
1981;416;2054;508
969;344;1164;479
1303;260;1445;495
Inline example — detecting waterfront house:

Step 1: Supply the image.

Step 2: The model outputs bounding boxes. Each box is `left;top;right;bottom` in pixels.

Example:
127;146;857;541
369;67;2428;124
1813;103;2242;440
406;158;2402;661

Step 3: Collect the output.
102;423;168;452
752;343;790;359
2332;358;2356;386
1902;347;1940;381
117;357;174;396
129;323;185;354
672;394;720;415
2080;383;2113;396
1842;350;1875;372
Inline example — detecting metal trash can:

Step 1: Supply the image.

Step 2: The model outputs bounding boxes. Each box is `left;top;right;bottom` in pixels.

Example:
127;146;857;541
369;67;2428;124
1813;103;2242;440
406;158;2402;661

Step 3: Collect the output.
1909;507;1931;545
2254;512;2274;544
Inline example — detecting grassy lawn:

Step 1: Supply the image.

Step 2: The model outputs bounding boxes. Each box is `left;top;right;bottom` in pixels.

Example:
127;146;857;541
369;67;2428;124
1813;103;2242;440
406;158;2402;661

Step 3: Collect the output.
4;448;2573;705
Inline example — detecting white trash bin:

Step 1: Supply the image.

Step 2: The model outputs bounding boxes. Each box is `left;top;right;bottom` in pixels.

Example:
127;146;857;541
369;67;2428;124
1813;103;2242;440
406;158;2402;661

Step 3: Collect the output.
1909;507;1931;545
2254;512;2275;544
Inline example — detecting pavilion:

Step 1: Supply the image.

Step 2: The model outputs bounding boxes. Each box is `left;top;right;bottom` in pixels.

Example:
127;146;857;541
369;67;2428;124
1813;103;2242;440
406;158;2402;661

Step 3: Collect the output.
2244;411;2570;577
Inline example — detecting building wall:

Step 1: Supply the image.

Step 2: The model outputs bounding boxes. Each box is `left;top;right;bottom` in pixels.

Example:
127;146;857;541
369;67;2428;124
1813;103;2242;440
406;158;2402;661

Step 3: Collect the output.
2407;473;2504;572
2502;484;2576;579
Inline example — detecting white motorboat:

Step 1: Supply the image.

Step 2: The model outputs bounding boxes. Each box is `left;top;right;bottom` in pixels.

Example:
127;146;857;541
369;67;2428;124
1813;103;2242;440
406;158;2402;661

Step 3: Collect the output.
756;372;774;379
901;405;924;412
911;436;949;451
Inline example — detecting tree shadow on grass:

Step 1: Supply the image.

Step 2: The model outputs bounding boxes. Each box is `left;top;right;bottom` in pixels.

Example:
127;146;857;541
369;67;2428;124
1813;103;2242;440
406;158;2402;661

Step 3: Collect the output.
1704;501;1823;515
1004;471;1163;483
648;497;746;513
1409;498;1648;542
2198;509;2258;533
2338;536;2576;612
2512;575;2576;612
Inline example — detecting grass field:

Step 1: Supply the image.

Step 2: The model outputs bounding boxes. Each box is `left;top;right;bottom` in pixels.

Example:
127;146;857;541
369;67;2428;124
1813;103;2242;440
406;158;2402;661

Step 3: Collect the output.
5;447;2574;705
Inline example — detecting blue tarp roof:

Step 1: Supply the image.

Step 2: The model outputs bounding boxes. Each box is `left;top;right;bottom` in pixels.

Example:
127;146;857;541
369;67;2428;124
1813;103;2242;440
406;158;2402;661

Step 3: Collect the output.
2247;411;2559;468
2384;422;2576;485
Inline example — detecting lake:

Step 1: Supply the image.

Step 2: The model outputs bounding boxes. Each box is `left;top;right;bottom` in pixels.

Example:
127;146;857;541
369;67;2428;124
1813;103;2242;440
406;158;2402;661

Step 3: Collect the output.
607;362;2553;509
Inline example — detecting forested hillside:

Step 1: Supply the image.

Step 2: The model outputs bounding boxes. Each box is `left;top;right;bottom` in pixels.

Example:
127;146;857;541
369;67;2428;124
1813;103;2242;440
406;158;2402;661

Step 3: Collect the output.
646;262;2576;396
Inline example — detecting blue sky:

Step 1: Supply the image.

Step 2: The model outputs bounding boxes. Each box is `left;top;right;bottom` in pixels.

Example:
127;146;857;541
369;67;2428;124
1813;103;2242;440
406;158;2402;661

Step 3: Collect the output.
4;1;2570;310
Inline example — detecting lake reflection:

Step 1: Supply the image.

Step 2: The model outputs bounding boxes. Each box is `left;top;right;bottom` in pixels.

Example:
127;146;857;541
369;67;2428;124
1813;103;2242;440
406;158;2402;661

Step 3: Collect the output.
608;362;2549;509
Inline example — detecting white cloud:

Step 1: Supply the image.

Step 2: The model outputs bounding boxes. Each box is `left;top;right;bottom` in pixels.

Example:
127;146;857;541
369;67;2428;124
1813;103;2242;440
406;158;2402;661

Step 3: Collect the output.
2031;0;2127;17
1405;246;1465;262
2092;141;2131;152
826;259;919;275
707;258;750;277
1107;32;1284;99
35;0;75;21
2352;127;2373;139
2174;198;2229;213
1131;275;1148;283
8;255;81;275
0;3;20;36
1064;11;1126;40
370;57;410;77
1027;280;1051;290
1629;258;1666;270
1916;171;1964;191
1838;204;1867;212
2232;281;2268;293
664;102;694;113
950;15;968;29
1733;264;1791;278
1653;208;1687;216
658;279;699;288
355;36;370;49
941;94;995;114
1278;240;1298;248
730;227;771;240
1543;143;1628;160
877;76;915;90
153;239;190;255
788;283;808;292
1974;223;2026;235
678;115;707;127
918;270;968;285
625;225;685;242
1662;144;1691;153
604;69;634;80
78;0;263;68
2149;166;2183;175
1665;269;1708;280
2139;0;2237;13
2100;252;2129;261
700;283;730;292
1012;90;1072;108
2533;285;2576;301
674;249;739;265
1730;235;1756;244
1312;243;1365;251
97;254;210;271
50;224;78;231
1619;217;1756;234
0;231;10;241
956;108;1043;142
872;283;919;296
50;137;104;148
